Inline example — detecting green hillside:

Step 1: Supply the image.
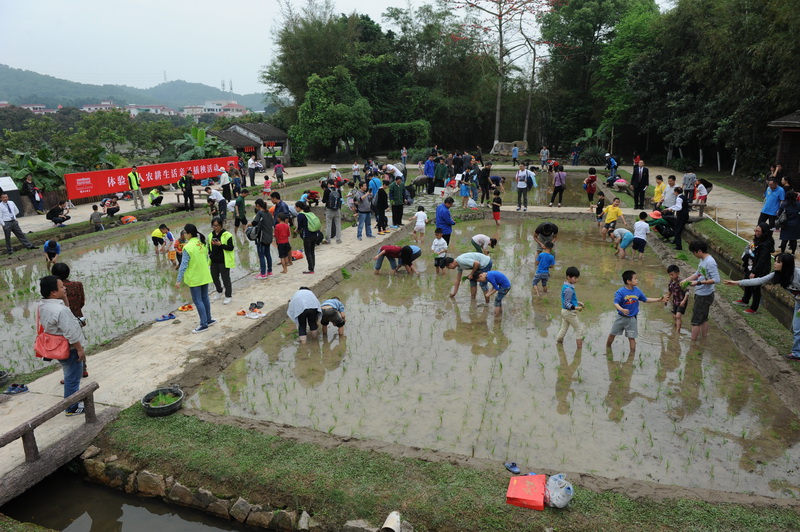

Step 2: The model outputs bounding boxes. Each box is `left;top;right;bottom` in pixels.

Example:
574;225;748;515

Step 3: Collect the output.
0;64;270;111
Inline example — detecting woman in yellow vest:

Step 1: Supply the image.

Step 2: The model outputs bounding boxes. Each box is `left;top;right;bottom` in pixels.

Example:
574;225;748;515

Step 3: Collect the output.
174;223;215;333
209;217;235;305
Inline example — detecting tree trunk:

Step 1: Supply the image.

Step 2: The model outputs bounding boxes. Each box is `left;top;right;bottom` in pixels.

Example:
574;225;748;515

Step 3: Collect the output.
678;147;684;159
699;148;704;167
522;51;536;143
343;138;352;154
717;150;721;172
493;19;505;145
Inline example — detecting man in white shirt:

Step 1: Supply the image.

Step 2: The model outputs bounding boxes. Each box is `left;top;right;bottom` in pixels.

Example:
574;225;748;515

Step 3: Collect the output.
247;155;257;187
218;167;232;201
1;193;38;254
661;175;678;209
382;164;405;184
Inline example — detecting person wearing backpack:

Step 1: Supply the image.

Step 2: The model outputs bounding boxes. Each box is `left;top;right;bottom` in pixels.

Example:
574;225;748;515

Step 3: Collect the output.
295;201;320;274
322;179;342;244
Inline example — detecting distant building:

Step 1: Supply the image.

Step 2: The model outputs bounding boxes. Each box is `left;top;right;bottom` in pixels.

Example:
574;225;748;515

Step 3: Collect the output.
183;100;250;119
81;101;120;112
18;104;57;114
125;104;178;117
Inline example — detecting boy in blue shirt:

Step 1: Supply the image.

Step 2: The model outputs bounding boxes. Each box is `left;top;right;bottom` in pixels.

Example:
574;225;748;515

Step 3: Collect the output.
320;297;346;337
557;266;585;348
607;270;666;352
478;270;511;316
532;241;555;296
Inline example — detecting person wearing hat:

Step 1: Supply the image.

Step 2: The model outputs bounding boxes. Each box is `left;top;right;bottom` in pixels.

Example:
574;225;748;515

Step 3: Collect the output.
328;165;342;183
219;167;232;201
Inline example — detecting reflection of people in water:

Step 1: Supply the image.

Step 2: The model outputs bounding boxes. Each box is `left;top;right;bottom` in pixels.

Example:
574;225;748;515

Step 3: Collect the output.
441;305;510;357
604;348;653;422
674;347;703;419
656;332;681;384
555;343;582;415
292;336;347;388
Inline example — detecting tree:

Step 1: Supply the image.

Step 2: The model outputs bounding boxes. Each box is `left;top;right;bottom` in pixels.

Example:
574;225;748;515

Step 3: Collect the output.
0;106;34;132
171;126;233;161
446;0;551;145
292;66;372;156
262;0;354;104
76;109;135;155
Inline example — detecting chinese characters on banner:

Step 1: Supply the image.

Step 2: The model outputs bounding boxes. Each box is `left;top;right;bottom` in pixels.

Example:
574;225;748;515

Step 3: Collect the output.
64;156;238;200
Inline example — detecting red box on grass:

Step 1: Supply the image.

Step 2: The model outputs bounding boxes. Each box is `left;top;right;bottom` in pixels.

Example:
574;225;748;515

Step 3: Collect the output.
506;474;546;511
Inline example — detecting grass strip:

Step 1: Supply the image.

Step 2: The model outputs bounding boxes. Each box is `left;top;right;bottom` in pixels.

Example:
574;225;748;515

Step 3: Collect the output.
97;406;800;532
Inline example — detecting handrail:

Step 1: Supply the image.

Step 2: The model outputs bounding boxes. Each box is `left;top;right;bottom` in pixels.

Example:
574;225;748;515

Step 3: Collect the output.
0;381;99;463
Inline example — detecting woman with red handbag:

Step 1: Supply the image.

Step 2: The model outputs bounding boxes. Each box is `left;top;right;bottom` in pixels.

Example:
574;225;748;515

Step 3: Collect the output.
37;275;87;416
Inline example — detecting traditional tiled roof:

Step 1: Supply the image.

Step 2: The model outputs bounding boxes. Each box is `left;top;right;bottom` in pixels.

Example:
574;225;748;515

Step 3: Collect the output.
238;123;288;140
208;130;258;149
769;111;800;128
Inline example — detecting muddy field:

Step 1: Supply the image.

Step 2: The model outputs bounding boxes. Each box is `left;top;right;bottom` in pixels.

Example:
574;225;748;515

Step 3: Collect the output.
186;218;800;499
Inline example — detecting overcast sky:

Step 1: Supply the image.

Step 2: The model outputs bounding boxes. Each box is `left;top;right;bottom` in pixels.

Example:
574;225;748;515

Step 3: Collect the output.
0;0;410;95
1;0;672;97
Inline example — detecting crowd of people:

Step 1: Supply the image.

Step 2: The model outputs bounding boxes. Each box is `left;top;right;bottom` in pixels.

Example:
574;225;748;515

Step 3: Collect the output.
17;150;800;418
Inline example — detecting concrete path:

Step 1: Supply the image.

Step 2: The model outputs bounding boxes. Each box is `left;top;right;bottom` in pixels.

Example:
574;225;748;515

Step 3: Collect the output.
0;207;395;478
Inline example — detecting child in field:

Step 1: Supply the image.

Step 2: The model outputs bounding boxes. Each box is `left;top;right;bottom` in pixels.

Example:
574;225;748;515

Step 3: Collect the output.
478;270;511;316
606;270;666;352
460;178;470;208
234;188;249;235
173;230;187;270
262;178;273;196
612;227;634;259
666;264;688;331
532;241;555;296
89;205;104;231
320;296;346;337
557;266;585;348
446;177;458;197
601;197;625;241
275;213;292;274
632;211;650;260
151;224;169;254
409;206;428;245
164;228;177;267
431;227;448;274
491;189;502;225
584;168;597;211
680;240;719;341
43;236;60;270
595;191;606;231
206;198;219;218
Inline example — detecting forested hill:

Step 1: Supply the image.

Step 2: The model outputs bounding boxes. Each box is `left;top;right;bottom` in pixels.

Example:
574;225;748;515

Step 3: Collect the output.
0;65;269;111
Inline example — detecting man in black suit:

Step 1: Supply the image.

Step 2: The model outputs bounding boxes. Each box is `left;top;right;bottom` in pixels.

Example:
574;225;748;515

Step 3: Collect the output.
631;160;649;209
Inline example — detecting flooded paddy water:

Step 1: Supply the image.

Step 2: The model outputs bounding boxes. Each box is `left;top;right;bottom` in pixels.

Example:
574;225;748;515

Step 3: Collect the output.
188;217;800;499
0;211;262;374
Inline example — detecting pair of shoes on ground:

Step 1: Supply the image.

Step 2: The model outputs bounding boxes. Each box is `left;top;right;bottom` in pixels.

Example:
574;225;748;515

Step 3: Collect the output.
156;313;177;322
3;383;28;394
178;304;194;311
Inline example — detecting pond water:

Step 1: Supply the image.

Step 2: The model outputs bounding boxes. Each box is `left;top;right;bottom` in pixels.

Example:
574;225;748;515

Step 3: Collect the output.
0;212;265;375
188;218;800;498
1;470;243;531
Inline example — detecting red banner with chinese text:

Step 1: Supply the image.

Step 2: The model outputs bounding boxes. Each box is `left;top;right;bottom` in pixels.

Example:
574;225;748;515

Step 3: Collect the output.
64;157;238;200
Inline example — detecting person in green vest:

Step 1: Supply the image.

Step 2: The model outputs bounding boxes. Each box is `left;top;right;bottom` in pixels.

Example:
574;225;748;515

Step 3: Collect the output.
209;217;235;305
127;166;145;210
388;175;405;228
148;186;164;207
175;223;215;333
434;157;448;188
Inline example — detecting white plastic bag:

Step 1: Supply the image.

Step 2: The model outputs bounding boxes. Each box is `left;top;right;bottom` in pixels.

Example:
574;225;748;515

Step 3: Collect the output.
544;473;574;508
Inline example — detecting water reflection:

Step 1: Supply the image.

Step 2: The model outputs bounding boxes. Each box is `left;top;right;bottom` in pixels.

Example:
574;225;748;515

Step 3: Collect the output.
189;218;800;497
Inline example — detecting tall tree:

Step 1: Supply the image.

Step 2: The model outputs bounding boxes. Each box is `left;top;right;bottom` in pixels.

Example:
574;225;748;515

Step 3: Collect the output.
446;0;552;146
292;66;372;156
